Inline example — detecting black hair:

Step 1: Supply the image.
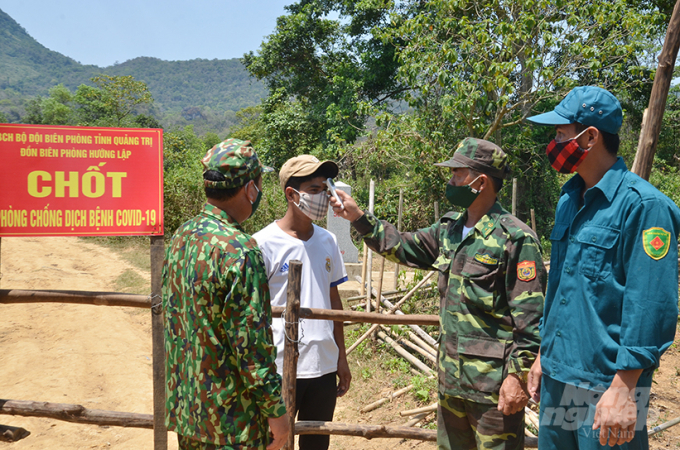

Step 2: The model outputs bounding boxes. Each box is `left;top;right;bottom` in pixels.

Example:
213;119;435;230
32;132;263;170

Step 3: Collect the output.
284;168;329;196
575;123;619;156
468;168;504;193
203;170;243;201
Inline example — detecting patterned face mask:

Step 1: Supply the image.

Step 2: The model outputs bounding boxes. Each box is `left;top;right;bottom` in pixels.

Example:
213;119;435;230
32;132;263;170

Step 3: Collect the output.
546;129;589;174
293;189;329;220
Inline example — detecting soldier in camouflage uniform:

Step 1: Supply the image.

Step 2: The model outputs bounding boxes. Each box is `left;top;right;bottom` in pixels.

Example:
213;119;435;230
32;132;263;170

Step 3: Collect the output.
163;138;289;450
330;138;546;450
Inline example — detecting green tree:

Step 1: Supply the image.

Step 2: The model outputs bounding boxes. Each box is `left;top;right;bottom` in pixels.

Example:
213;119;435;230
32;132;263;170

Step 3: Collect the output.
90;74;154;126
243;0;407;157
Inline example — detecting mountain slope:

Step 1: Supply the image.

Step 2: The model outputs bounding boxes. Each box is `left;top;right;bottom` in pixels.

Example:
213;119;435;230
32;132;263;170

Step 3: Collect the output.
0;7;266;123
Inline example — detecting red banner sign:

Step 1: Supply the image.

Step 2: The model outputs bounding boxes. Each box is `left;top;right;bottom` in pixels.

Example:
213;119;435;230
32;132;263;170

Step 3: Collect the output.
0;124;163;237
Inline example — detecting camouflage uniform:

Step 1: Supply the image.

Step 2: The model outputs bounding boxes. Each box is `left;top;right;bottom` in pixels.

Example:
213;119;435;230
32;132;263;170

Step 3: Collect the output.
352;139;546;450
163;139;285;449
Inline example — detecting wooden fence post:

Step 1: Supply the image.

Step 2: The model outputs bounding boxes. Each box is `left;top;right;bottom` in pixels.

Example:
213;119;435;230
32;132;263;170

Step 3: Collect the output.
150;236;167;450
632;0;680;180
392;189;403;290
283;260;302;450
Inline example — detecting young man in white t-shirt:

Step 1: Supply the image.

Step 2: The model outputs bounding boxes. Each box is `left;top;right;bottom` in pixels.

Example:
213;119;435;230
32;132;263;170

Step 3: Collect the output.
253;155;351;450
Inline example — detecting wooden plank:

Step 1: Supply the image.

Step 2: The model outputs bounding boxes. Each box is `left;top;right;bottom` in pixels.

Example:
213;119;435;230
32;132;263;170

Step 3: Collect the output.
632;0;680;180
150;235;167;449
283;260;302;450
0;399;153;428
0;289;149;308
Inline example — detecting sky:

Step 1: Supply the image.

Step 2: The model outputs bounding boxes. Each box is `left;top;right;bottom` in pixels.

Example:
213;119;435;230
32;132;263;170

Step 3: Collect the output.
1;0;293;68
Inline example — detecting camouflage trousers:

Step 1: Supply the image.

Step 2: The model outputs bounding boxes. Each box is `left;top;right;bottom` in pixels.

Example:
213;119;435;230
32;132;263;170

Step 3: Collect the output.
437;393;524;450
177;434;262;450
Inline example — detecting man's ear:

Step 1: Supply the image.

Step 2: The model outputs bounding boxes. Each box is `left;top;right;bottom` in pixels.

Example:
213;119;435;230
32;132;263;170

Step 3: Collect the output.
585;126;599;149
284;186;296;203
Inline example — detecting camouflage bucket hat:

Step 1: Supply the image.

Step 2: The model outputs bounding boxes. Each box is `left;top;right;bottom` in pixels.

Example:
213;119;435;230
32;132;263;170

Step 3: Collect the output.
201;138;263;189
434;137;509;180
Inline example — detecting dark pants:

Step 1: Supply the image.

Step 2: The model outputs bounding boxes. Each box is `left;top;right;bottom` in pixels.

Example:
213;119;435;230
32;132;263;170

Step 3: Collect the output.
295;371;338;450
437;392;525;450
538;375;650;450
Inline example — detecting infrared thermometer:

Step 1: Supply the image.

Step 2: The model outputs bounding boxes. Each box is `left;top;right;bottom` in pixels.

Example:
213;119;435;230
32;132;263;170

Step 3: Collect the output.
326;178;344;210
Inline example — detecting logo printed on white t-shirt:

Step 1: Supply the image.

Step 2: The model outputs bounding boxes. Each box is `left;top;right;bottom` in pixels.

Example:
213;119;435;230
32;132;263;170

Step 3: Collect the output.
280;262;289;273
325;257;331;273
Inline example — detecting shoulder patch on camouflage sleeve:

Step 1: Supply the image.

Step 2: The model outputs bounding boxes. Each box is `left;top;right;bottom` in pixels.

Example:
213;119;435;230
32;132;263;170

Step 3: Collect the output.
642;227;671;260
517;260;536;281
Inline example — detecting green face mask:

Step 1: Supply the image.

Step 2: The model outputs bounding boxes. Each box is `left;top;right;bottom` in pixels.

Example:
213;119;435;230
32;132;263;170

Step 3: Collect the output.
445;176;481;208
248;183;262;219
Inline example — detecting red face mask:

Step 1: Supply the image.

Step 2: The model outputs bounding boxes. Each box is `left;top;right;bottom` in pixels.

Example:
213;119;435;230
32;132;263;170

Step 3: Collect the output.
546;129;588;174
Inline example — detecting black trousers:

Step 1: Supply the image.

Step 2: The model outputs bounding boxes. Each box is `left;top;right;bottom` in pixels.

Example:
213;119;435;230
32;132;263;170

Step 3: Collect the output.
295;371;337;450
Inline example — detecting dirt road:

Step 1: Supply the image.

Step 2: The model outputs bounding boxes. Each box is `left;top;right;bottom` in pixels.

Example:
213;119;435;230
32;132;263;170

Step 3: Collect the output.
1;236;678;449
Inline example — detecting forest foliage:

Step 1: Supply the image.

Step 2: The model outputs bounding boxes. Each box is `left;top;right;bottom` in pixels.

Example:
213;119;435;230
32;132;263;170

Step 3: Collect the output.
3;2;680;246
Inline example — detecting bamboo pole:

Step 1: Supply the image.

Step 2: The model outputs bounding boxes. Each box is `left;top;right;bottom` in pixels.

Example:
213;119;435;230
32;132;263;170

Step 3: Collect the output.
434;202;439;222
400;403;438;417
648;415;680;436
360;385;414;413
346;273;436;355
392;334;437;364
346;288;410;302
0;399;153;428
366;179;375;313
407;331;437;357
150;235;167;450
377;331;435;376
392;189;403;290
512;178;517;216
283;260;302;450
632;0;680;180
404;411;432;427
525;406;540;431
530;209;536;234
360;243;367;296
378;293;439;348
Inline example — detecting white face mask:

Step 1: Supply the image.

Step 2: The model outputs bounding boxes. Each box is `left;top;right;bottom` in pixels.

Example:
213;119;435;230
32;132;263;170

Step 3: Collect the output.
293;189;329;220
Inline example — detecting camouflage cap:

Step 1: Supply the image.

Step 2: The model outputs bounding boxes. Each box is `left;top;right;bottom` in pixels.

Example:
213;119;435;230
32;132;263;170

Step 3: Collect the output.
201;138;262;189
434;137;509;180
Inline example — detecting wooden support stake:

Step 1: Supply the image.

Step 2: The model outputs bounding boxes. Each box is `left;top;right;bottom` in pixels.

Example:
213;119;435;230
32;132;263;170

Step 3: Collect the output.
150;235;167;450
375;256;385;314
393;189;403;290
530;209;537;234
360;243;367;296
632;0;680;180
273;306;438;326
512;178;517;216
434;201;439;222
283;260;302;450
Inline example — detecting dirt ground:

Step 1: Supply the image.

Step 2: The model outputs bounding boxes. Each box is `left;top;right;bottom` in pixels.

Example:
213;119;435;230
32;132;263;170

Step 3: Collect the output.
0;237;678;449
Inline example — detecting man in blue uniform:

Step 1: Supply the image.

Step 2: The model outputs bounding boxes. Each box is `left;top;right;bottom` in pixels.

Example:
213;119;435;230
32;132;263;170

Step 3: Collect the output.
526;86;680;449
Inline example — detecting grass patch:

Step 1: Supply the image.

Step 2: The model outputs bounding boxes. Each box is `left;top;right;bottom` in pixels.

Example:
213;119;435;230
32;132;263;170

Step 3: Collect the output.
114;268;149;295
81;236;153;272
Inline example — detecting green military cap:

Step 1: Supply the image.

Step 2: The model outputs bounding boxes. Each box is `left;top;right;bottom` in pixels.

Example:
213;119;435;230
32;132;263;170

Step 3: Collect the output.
201;138;263;189
435;137;509;180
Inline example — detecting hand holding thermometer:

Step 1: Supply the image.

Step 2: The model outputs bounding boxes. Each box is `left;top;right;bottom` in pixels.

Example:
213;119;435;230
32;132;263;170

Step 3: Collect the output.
326;178;344;210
